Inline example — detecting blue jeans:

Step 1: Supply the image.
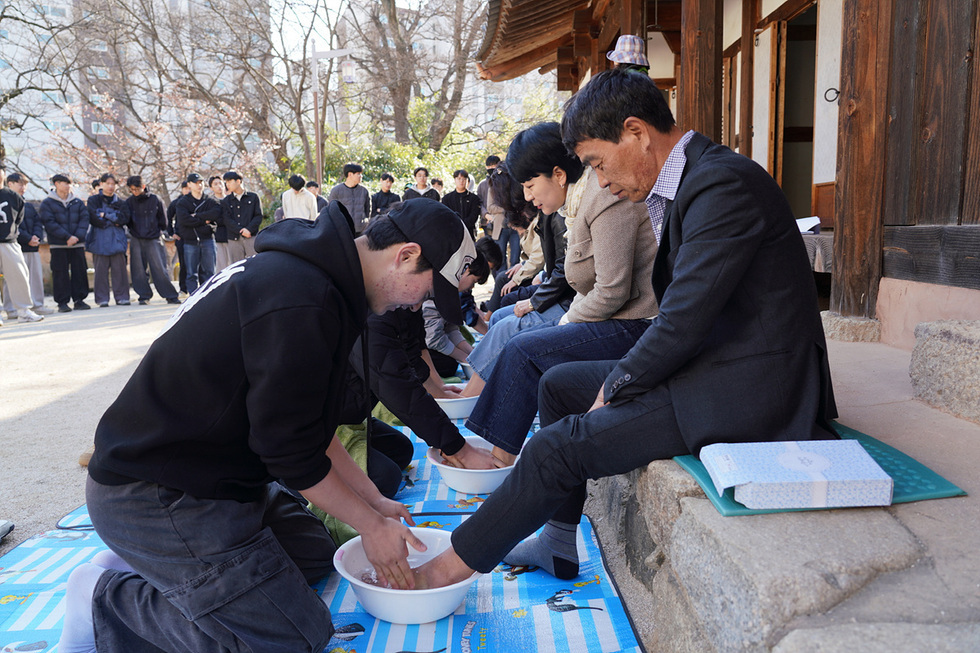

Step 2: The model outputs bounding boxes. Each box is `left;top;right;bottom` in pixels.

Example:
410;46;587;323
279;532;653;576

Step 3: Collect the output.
87;477;336;652
183;239;215;294
497;227;521;267
465;318;651;455
467;305;567;380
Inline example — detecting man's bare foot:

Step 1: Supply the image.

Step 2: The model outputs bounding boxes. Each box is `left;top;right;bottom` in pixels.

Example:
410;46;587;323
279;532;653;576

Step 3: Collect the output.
414;547;477;589
460;372;485;397
491;446;517;467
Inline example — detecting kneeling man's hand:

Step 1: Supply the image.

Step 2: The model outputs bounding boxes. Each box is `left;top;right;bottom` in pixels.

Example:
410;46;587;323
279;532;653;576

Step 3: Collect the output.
442;441;507;469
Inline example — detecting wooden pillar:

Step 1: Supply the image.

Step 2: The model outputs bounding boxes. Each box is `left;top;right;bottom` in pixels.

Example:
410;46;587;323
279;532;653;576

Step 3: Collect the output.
679;0;723;140
621;0;643;36
831;0;894;318
738;0;756;158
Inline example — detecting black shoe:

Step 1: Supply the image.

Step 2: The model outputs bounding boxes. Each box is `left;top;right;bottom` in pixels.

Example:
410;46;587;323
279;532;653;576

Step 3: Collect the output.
74;301;92;310
98;303;109;308
138;299;149;305
166;297;182;305
58;304;72;313
118;301;131;306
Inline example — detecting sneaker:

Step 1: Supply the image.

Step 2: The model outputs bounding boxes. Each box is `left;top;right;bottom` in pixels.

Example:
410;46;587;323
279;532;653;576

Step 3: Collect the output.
18;310;44;323
98;303;109;308
32;306;55;315
178;291;189;301
58;303;73;313
138;299;149;305
4;312;17;320
117;300;131;306
166;297;182;305
0;520;13;542
74;301;92;310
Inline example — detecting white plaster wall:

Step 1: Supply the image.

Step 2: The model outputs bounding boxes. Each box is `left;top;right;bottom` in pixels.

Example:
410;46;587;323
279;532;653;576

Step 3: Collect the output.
761;0;783;19
723;0;742;50
813;0;843;184
647;31;676;79
752;26;773;169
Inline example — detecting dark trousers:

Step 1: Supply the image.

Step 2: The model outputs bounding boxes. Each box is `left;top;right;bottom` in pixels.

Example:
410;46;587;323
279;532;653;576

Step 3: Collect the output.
130;237;179;301
486;268;531;312
497;227;521;267
49;246;89;305
451;360;688;573
92;252;130;305
367;418;415;499
175;239;187;293
87;477;336;652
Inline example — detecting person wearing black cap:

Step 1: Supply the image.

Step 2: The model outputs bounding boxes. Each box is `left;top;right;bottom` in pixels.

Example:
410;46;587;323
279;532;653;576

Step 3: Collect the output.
61;198;477;653
173;172;221;293
221;171;263;265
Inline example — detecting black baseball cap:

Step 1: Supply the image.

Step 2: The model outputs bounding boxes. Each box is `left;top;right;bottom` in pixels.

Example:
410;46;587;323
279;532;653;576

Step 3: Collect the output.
186;173;204;183
387;199;475;324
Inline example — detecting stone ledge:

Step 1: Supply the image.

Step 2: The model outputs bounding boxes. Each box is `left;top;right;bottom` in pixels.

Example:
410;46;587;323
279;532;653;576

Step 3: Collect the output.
588;460;924;652
821;311;881;342
910;320;980;425
773;623;980;652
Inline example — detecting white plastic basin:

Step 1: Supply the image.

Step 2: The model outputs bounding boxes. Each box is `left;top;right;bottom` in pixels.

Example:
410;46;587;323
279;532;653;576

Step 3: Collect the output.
332;527;479;624
427;436;518;495
434;394;479;420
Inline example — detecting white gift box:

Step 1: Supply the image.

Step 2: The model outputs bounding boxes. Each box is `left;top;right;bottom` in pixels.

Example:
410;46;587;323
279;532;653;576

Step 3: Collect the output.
699;440;894;509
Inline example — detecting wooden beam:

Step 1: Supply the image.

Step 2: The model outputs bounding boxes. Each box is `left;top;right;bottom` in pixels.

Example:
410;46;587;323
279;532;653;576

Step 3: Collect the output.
831;0;894;318
739;0;756;159
964;1;980;225
883;225;980;291
479;35;572;81
757;0;815;29
678;0;722;139
622;0;643;36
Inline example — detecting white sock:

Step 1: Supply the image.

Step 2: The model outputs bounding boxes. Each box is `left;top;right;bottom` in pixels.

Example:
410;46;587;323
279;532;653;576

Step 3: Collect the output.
58;563;103;653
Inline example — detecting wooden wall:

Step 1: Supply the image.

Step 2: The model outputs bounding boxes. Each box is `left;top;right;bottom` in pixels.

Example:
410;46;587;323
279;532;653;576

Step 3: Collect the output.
835;0;980;318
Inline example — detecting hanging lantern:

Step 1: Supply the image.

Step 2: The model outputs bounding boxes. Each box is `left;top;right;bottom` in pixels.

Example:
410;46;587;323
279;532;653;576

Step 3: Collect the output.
341;60;357;84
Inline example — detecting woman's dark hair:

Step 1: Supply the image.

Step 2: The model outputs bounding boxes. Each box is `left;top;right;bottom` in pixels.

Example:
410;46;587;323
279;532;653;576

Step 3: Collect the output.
475;236;502;271
288;174;306;191
362;212;433;272
561;67;675;152
506;122;584;185
488;162;535;233
467;250;490;284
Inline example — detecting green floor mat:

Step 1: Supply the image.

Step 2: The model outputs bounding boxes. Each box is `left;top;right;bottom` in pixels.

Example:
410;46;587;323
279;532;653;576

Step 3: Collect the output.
674;421;967;516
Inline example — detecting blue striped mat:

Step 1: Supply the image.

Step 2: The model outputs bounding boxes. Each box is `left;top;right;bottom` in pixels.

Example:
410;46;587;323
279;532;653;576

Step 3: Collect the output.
1;423;643;652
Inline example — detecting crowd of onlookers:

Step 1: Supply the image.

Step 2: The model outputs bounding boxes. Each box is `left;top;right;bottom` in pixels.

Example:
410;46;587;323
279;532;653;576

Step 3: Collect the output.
0;158;525;328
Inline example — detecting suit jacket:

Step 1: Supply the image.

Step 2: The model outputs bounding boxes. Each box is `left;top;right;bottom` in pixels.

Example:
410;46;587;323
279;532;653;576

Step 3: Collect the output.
603;133;837;455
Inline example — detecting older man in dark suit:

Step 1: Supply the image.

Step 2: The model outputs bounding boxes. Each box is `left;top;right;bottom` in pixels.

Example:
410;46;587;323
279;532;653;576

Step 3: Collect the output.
417;67;838;587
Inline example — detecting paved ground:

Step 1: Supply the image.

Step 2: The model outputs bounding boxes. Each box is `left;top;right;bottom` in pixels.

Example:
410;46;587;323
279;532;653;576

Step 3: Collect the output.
2;295;978;651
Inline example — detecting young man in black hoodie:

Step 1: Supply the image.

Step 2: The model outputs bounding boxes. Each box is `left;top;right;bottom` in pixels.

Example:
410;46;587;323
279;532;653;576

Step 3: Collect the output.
125;175;181;305
61;199;477;653
174;172;220;294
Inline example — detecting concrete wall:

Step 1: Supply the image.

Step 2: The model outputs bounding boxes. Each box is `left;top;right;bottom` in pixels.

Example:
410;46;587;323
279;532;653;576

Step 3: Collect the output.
876;277;980;350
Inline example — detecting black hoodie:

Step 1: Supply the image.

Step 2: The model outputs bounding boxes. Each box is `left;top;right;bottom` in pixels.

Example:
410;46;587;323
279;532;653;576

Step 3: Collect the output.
88;203;368;501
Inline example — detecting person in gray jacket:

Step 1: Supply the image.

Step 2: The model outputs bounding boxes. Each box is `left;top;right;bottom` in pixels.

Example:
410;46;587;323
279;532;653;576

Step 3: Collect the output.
328;163;371;234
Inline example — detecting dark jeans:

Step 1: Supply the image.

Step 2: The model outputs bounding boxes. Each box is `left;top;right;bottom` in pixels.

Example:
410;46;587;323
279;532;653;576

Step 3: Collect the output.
87;477;336;652
131;237;179;301
497;227;521;267
465;318;651;455
183;239;215;294
452;360;688;573
49;246;89;305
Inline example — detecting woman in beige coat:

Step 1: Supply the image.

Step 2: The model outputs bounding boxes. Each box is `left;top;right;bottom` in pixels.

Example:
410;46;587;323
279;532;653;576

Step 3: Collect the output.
458;122;657;466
